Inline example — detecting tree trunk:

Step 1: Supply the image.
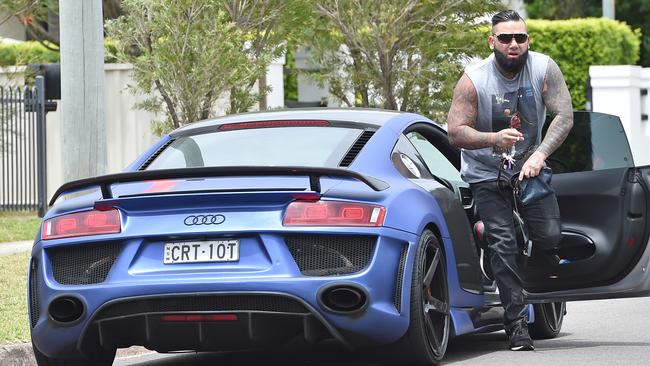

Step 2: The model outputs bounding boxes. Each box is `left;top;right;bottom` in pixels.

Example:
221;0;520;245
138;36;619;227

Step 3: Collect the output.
350;48;369;107
258;72;267;110
359;84;369;107
230;87;238;113
378;49;396;110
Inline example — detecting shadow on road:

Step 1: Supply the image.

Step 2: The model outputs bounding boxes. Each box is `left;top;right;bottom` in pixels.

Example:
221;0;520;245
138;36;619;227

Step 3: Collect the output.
445;330;650;364
120;342;377;366
531;338;650;352
117;329;650;365
445;332;508;363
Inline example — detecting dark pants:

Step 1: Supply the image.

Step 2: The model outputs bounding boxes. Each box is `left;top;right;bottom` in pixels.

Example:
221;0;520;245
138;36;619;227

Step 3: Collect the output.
470;180;562;327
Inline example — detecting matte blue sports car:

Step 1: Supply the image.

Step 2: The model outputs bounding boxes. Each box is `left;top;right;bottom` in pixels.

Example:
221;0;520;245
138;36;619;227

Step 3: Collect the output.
28;109;650;365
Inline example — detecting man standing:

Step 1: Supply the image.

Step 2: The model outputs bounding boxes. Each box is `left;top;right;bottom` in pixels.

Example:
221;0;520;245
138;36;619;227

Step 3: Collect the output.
447;10;573;351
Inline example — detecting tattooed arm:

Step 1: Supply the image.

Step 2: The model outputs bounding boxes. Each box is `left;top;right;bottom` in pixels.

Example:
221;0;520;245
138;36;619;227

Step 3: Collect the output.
447;74;522;150
518;59;574;180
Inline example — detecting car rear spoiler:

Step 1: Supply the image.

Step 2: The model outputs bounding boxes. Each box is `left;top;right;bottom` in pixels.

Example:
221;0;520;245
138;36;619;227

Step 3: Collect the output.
48;166;390;206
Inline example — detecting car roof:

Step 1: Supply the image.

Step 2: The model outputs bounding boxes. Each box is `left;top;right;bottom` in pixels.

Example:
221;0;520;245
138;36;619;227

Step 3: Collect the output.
173;108;406;135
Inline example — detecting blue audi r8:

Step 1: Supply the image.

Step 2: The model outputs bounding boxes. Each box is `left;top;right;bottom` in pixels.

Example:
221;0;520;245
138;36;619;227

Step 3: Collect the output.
29;109;650;365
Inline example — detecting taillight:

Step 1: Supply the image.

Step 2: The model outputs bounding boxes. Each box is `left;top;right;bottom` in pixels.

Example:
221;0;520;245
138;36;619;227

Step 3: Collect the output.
219;120;329;131
41;209;121;240
283;200;386;227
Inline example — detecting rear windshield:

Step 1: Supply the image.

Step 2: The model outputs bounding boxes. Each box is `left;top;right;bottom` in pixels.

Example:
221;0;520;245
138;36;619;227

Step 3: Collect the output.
146;127;363;170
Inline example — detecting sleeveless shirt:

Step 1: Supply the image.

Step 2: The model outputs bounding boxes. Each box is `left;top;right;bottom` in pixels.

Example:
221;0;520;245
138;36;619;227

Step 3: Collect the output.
461;51;550;183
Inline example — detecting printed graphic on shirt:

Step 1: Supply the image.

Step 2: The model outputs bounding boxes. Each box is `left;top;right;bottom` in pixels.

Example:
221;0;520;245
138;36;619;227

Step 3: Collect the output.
491;86;538;161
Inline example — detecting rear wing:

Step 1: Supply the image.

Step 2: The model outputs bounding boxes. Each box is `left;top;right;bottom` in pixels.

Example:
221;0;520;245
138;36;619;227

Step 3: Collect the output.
48;166;390;206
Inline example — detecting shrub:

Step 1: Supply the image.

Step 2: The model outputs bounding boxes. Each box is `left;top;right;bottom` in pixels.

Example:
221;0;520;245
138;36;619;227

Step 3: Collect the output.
528;18;641;110
0;42;59;66
0;40;120;67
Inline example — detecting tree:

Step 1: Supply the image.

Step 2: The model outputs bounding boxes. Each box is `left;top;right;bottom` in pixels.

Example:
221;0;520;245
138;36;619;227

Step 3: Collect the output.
224;0;312;112
0;0;59;49
524;0;599;20
525;0;650;67
0;0;123;50
305;0;503;121
107;0;310;134
614;1;650;67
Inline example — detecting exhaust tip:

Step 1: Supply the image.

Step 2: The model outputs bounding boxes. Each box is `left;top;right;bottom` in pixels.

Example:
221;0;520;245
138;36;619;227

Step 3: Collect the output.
319;284;368;314
48;296;84;323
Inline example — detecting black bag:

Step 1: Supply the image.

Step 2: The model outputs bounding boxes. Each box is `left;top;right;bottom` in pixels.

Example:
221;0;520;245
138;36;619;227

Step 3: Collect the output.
511;166;554;205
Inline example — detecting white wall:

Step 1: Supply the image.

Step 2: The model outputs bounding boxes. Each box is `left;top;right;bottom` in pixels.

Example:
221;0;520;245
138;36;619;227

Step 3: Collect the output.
266;54;285;108
294;46;352;107
35;64;158;200
0;13;26;41
590;65;650;167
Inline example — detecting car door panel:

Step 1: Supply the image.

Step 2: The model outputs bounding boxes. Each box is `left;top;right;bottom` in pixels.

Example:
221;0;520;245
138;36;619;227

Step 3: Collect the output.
401;113;650;303
523;168;648;292
524;112;650;302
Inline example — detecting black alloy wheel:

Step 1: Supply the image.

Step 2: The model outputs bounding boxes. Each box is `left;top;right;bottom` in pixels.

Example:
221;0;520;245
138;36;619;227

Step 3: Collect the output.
529;301;566;339
421;233;450;358
384;229;450;365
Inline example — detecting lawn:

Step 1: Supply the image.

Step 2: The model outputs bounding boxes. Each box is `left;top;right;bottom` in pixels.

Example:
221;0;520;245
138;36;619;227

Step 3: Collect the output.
0;211;40;242
0;251;30;344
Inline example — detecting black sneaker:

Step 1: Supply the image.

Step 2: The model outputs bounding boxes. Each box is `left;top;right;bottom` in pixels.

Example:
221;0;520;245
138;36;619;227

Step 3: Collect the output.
508;321;534;351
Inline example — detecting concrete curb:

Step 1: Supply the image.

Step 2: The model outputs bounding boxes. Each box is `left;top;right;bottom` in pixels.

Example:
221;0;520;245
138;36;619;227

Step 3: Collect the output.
0;343;154;366
0;343;34;366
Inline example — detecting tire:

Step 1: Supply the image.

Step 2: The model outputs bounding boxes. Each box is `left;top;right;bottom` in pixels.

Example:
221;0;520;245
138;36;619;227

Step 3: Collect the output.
384;230;451;365
32;340;116;366
529;302;566;339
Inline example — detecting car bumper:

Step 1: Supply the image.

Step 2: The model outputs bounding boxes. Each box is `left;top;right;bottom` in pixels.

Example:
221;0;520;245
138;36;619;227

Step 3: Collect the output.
29;227;419;358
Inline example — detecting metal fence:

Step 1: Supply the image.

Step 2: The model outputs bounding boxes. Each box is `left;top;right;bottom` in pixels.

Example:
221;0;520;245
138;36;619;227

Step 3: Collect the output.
0;76;46;215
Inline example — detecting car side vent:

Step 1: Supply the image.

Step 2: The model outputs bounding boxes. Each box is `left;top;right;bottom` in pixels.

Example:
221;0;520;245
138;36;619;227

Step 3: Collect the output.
138;139;175;170
48;243;121;285
458;186;473;209
339;130;375;167
394;245;408;312
29;259;39;328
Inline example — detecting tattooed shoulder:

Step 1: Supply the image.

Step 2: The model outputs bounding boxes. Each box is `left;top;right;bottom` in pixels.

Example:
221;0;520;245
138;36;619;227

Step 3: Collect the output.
538;58;573;157
447;74;478;128
542;59;572;116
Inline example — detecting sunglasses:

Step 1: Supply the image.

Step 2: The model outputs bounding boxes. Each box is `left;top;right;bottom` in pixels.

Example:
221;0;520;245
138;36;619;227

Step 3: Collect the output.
494;33;529;44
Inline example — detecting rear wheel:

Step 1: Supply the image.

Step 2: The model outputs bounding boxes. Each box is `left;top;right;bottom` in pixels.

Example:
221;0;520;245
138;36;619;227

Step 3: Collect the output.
529;302;566;339
32;340;116;366
385;230;450;365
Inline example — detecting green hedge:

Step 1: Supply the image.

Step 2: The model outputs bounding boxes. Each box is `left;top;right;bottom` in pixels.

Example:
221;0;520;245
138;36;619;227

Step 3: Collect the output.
0;41;59;66
528;18;641;110
0;40;119;67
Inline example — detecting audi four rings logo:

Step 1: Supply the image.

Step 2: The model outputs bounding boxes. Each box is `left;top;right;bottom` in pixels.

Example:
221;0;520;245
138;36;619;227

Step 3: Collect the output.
184;214;226;226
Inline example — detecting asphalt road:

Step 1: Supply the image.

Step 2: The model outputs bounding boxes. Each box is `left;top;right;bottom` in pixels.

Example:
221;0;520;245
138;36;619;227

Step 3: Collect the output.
115;297;650;366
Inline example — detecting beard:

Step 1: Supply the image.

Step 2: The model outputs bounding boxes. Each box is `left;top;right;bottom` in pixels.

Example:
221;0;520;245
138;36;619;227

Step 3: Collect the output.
494;49;528;75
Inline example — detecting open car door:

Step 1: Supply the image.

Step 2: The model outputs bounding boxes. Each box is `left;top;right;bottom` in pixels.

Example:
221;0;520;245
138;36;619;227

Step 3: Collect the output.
524;111;650;303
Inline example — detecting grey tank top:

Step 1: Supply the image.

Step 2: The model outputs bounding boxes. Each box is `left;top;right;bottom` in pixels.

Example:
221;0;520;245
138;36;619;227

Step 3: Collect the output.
461;51;550;183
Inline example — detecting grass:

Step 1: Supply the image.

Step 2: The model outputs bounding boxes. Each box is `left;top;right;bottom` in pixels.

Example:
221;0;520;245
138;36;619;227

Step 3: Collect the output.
0;211;41;242
0;251;30;344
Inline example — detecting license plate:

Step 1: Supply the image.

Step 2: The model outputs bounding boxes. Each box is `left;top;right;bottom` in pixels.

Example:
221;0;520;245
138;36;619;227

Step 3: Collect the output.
163;240;239;264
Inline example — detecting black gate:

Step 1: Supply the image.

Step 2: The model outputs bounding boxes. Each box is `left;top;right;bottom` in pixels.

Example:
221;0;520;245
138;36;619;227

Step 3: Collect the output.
0;76;47;216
